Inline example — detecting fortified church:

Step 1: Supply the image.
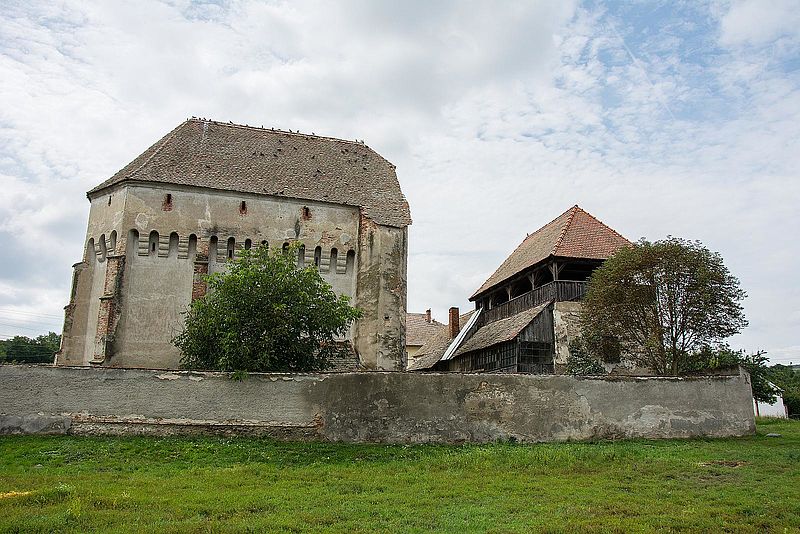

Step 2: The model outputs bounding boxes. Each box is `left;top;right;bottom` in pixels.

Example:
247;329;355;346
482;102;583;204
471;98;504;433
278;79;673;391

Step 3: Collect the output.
57;118;629;377
56;119;411;371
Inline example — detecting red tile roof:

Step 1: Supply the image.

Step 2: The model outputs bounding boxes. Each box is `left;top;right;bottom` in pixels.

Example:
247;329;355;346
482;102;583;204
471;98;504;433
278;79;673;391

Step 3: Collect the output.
471;205;630;299
406;310;475;371
406;312;444;346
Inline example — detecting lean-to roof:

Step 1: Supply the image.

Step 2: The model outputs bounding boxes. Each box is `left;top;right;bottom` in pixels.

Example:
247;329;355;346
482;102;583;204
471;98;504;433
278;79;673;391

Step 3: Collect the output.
452;302;550;357
406;311;475;371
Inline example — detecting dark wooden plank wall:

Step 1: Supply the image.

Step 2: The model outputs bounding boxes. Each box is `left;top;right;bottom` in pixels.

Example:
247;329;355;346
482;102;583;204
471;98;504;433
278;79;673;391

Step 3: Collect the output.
480;280;586;325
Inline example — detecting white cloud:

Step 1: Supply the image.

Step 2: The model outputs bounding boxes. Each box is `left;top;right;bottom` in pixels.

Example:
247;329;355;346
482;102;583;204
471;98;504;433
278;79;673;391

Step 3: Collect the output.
0;1;798;364
719;0;800;46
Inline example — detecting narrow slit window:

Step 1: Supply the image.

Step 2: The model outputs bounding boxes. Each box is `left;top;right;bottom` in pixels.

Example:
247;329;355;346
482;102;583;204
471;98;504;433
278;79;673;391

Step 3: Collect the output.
314;246;322;267
227;237;235;259
298;245;305;267
239;201;247;215
346;250;355;273
163;194;173;211
149;231;159;256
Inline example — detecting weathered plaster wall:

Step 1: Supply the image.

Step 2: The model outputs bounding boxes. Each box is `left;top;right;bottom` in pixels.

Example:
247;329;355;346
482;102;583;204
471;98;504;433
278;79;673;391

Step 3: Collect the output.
354;218;408;370
553;301;582;371
59;183;407;370
0;365;755;443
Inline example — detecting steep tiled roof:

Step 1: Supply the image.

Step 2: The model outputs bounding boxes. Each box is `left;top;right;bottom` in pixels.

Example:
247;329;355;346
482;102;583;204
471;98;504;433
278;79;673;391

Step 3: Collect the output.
454;302;550;357
406;313;444;346
88;119;411;228
325;343;363;372
471;205;629;299
406;311;475;371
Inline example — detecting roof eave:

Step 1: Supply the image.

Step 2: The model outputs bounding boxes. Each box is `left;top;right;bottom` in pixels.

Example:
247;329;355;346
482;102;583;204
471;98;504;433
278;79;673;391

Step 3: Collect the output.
469;254;556;301
87;179;411;227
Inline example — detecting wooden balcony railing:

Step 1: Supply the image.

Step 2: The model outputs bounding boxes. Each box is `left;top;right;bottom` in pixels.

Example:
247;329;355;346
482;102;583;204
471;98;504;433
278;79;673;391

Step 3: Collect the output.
479;280;587;325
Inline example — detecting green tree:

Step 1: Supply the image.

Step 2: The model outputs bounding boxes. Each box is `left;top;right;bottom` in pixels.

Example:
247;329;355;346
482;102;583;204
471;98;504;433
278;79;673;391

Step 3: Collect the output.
767;364;800;416
684;345;777;403
0;332;60;364
581;237;747;376
173;244;361;372
565;338;606;375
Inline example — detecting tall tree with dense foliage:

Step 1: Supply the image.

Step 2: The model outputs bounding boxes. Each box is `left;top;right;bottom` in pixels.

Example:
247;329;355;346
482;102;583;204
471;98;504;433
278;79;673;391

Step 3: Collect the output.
173;245;361;373
0;332;60;364
581;237;747;376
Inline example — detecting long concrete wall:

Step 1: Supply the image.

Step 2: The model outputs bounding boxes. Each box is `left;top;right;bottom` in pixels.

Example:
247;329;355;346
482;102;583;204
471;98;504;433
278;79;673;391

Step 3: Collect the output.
0;365;755;443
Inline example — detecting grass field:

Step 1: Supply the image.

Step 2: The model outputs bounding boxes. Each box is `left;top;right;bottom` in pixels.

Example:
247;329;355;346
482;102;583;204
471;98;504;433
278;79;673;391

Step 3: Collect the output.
0;418;798;533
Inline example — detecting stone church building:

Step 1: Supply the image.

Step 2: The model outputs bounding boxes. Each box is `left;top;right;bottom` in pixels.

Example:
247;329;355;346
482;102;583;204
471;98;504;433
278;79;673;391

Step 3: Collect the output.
56;119;411;371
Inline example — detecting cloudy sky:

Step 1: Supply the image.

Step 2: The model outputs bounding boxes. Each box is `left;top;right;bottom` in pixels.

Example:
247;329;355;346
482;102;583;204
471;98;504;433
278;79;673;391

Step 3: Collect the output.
1;0;798;364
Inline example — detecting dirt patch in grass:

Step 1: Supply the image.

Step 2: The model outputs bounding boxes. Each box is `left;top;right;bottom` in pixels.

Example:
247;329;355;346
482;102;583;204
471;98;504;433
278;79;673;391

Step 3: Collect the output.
698;460;748;467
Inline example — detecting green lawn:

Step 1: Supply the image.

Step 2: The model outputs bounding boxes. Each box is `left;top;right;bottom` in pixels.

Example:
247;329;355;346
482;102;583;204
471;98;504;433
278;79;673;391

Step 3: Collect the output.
0;419;798;533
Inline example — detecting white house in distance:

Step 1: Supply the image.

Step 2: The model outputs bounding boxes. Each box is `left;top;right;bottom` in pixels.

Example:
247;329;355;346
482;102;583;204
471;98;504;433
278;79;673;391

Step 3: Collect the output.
754;383;788;418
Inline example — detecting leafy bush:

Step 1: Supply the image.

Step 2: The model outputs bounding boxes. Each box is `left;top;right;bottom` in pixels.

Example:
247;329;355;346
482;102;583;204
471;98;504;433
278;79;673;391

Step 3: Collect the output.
0;332;60;364
767;364;800;416
683;345;778;403
565;338;606;375
173;244;361;373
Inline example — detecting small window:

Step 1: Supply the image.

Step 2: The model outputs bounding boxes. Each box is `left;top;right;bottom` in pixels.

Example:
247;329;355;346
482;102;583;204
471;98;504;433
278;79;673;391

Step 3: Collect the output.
298;245;305;267
107;196;112;206
314;246;322;267
149;231;159;255
261;240;268;247
239;201;247;215
109;230;117;253
163;194;173;211
282;242;290;255
244;238;252;250
302;206;311;220
346;249;355;273
227;237;235;259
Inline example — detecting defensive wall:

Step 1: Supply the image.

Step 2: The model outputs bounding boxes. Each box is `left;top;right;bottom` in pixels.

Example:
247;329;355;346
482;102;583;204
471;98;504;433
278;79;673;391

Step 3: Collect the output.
0;365;755;443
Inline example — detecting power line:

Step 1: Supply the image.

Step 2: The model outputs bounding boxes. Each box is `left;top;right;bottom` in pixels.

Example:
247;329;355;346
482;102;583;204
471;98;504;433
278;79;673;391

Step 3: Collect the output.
0;315;62;328
0;322;59;333
0;308;63;320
